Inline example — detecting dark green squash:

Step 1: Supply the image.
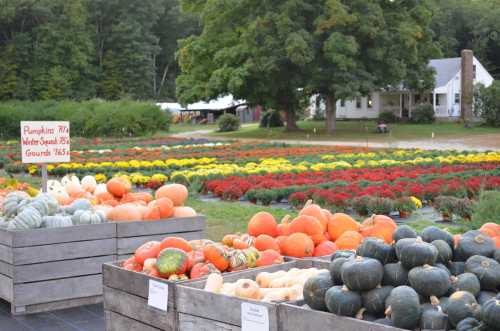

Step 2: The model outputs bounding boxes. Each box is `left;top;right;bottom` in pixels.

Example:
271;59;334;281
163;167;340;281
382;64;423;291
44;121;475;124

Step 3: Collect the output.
456;317;482;331
324;285;362;317
421;226;454;248
449;261;466;276
449;273;480;297
395;237;417;260
435;263;452;276
494;249;500;263
331;250;356;261
382;262;409;287
399;237;438;269
303;271;333;311
408;264;451;297
329;256;352;284
356;237;396;264
432;239;453;264
420;304;448;330
455;231;495;261
481;297;500;330
341;256;384;291
447;291;480;327
477;291;497;305
361;285;393;315
393;225;417;242
373;318;394;326
438;296;450;313
385;286;422;330
356;309;378;322
465;255;500;291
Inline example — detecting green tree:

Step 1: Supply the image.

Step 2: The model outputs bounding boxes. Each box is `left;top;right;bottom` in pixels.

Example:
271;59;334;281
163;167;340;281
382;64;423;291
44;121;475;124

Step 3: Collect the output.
177;0;317;131
309;0;440;134
0;44;17;100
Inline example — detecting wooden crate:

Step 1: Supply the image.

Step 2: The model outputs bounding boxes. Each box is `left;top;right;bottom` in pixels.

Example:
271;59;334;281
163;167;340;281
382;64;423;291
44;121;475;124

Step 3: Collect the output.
0;223;116;315
115;216;206;259
280;301;405;331
176;259;330;331
103;261;187;331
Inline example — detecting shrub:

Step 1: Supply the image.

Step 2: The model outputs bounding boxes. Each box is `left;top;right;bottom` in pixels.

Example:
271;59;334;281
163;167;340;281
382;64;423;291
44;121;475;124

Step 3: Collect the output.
367;197;394;215
378;111;398;123
411;103;435;124
217;113;240;132
260;109;283;128
471;191;500;226
474;81;500;127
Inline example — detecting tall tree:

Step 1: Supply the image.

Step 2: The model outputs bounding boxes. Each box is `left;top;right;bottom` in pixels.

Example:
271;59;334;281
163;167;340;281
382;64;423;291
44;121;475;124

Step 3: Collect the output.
177;0;317;131
309;0;440;134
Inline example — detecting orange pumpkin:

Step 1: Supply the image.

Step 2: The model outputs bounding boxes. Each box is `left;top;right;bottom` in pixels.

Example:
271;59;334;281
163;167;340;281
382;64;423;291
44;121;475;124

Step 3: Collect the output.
310;233;328;245
335;231;363;250
155;184;188;206
150;197;174;218
248;212;278;237
359;215;397;244
96;192;115;204
121;192;153;204
160;237;192;252
299;201;328;231
479;223;500;238
282;233;314;257
107;203;143;221
232;238;250;249
172;206;197;218
314;241;337;257
254;234;281;253
494;236;500;249
453;234;461;249
276;235;288;252
65;182;84;197
203;245;229;271
289;215;323;236
107;177;131;198
256;249;284;267
327;213;360;241
277;215;291;236
143;204;161;221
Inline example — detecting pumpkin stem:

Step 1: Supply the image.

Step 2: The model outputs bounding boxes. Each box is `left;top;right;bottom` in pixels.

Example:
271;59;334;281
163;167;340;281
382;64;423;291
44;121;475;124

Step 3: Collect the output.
355;308;366;320
480;260;491;268
341;285;349;292
415;236;423;243
450;276;458;283
384;306;392;317
303;200;313;209
474;235;485;244
430;296;440;306
281;215;291;225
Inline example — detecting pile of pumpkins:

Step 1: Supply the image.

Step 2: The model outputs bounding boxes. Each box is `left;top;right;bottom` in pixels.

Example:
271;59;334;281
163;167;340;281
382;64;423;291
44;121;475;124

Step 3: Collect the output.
0;191;105;229
302;224;500;330
125;235;285;281
225;200;398;258
48;174;197;221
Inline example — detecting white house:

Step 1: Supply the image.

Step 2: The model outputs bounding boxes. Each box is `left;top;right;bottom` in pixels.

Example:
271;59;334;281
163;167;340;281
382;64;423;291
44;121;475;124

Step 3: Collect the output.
309;52;494;120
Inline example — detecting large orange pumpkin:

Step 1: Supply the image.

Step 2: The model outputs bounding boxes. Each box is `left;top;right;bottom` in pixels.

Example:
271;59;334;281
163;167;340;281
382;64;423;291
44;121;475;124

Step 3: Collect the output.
299;201;328;231
327;213;360;241
310;233;328;245
289;215;323;236
143;204;162;221
276;235;288;252
282;233;314;257
359;215;397;244
277;215;291;236
254;234;281;253
155;184;188;206
121;192;153;204
479;223;500;238
248;212;278;237
203;245;229;271
160;237;192;252
149;197;174;218
172;206;197;218
335;231;363;250
107;203;143;221
107;177;131;198
256;249;284;267
314;241;337;257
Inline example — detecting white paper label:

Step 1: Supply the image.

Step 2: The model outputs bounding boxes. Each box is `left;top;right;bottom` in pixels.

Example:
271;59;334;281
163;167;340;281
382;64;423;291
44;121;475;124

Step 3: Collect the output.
241;302;269;331
148;279;168;311
20;121;70;164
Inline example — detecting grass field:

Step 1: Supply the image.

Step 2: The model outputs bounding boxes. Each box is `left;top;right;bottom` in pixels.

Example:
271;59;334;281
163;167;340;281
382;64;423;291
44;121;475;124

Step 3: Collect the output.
211;120;499;142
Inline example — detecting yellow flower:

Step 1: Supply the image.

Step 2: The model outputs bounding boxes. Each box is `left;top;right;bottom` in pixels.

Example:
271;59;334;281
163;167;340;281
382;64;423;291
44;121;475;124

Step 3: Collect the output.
94;173;107;183
410;196;422;209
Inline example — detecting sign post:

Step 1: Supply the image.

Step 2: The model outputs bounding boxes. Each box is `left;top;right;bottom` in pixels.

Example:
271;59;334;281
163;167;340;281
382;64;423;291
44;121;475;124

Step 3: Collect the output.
20;121;71;192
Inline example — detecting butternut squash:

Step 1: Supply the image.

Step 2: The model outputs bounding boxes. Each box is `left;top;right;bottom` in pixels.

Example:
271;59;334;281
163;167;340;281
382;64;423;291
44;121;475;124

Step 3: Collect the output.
235;279;260;299
261;288;292;302
256;270;287;288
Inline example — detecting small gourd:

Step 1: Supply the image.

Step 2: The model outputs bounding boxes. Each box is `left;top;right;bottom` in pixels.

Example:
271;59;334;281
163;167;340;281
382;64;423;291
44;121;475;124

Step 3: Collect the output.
392;225;417;242
449;273;480;297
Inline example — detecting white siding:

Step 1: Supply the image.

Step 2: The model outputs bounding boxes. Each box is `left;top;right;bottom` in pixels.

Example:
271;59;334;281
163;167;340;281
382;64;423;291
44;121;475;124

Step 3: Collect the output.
336;93;380;119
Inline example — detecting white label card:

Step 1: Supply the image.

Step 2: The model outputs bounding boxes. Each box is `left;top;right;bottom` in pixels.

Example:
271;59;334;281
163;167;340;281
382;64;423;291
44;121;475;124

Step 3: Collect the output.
148;279;168;311
20;121;71;164
241;302;269;331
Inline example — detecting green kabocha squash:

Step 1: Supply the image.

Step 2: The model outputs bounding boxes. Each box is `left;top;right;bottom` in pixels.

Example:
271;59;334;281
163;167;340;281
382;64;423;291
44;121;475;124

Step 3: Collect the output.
477;291;497;305
341;256;383;291
63;199;92;215
438;296;450;313
421;226;454;248
7;206;42;230
435;263;452;276
71;210;105;225
494;249;500;263
465;255;500;291
2;191;29;218
449;273;480;297
385;286;421;330
356;309;378;322
382;262;409;287
303;271;333;311
325;285;362;317
456;317;482;331
456;231;495;261
394;237;417;260
420;300;448;330
356;237;396;264
408;264;451;298
481;296;500;330
392;225;417;242
449;261;466;276
399;237;438;269
447;291;480;327
41;216;73;228
330;250;356;261
432;239;453;264
361;285;393;315
329;255;353;284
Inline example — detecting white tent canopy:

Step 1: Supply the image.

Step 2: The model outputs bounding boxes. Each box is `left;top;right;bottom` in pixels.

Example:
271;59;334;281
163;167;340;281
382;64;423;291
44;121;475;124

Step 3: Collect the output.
157;95;246;113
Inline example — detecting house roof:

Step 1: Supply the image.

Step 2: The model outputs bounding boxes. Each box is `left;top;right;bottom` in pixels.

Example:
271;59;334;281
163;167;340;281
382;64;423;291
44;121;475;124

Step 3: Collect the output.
429;57;461;88
157;95;246;113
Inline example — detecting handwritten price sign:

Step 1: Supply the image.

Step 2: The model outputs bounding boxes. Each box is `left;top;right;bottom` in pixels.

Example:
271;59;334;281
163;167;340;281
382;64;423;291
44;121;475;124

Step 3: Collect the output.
21;121;71;164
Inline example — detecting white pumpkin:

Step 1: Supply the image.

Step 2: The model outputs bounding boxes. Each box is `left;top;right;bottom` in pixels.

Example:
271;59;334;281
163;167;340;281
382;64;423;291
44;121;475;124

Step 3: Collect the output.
61;174;80;187
81;176;97;193
94;184;108;195
47;180;64;194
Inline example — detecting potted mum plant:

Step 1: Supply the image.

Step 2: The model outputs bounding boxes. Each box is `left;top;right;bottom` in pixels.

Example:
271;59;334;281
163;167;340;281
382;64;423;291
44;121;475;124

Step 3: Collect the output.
351;196;371;216
394;197;417;218
433;196;456;222
455;197;474;221
367;197;394;216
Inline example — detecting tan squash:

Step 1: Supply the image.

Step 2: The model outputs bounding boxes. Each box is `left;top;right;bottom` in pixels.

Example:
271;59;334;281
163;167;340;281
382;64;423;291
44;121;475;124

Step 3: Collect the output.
234;279;260;299
204;273;223;293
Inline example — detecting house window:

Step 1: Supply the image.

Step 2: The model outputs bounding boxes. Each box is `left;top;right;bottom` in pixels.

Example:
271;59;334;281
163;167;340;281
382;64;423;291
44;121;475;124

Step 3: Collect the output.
473;65;477;79
455;93;460;104
435;95;440;106
356;98;362;109
415;94;421;103
340;99;345;107
367;95;373;108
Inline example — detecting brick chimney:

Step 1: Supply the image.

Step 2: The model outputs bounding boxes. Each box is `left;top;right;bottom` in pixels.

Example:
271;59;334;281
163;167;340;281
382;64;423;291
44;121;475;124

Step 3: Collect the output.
461;49;474;123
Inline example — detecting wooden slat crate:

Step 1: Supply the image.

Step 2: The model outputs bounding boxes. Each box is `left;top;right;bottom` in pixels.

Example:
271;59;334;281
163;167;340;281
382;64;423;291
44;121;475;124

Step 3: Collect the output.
0;223;116;315
115;216;206;259
280;301;405;331
176;259;330;331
